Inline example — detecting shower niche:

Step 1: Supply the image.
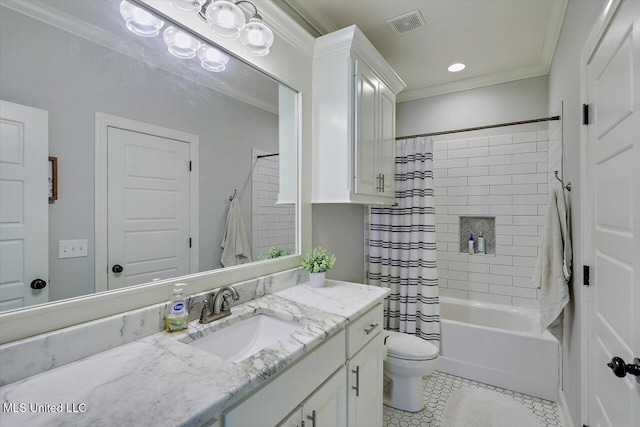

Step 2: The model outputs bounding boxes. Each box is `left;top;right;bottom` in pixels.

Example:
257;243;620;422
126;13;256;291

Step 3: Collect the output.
459;216;496;255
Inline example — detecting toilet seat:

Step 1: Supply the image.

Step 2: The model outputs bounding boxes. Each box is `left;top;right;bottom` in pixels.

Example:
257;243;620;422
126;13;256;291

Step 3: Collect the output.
386;331;438;361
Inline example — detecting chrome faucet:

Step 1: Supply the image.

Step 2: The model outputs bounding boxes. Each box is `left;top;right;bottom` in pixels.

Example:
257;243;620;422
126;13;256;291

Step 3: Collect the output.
199;286;240;324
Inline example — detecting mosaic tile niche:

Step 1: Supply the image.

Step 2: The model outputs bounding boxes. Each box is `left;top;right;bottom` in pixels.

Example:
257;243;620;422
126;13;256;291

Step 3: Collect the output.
459;216;496;255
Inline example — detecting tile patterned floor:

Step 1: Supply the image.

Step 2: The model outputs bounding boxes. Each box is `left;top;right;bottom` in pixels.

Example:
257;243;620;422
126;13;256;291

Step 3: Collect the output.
383;371;563;427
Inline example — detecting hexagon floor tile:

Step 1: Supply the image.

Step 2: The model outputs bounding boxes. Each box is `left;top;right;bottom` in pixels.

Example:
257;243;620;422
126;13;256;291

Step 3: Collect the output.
383;371;563;427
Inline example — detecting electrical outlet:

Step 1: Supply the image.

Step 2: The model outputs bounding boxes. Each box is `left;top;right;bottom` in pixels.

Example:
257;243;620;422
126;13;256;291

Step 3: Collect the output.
58;239;88;259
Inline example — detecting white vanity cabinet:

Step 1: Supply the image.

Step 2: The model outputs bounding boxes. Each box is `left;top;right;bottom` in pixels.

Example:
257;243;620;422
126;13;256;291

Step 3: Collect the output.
312;25;405;205
348;336;384;427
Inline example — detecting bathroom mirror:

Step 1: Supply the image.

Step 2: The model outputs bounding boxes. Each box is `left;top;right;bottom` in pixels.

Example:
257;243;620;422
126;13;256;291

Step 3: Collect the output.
0;0;299;314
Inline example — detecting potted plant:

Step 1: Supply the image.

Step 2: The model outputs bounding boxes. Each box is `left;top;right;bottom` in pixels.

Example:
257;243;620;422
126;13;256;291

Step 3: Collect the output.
259;245;292;260
300;247;336;288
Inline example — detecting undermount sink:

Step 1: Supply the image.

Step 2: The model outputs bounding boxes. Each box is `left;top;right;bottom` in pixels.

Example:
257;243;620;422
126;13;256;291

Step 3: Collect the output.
186;314;303;363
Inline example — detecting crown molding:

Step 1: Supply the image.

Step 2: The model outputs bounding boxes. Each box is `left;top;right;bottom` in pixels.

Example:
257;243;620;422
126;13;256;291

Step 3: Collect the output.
280;0;338;36
540;0;569;72
397;64;548;103
0;0;279;114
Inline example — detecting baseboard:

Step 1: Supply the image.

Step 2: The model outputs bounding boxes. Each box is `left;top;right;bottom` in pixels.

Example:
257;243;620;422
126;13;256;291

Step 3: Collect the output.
557;388;574;427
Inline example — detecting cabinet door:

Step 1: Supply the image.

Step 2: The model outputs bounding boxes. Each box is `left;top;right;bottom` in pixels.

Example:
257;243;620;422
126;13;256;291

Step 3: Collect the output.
378;83;396;197
278;407;303;427
303;366;347;427
348;334;384;427
354;59;379;196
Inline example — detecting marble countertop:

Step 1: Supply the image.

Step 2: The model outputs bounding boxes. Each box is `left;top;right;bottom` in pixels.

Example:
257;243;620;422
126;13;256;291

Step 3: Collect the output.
0;281;388;427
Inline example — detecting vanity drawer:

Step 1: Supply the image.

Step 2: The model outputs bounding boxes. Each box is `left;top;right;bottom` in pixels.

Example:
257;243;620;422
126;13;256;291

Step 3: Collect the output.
346;303;383;358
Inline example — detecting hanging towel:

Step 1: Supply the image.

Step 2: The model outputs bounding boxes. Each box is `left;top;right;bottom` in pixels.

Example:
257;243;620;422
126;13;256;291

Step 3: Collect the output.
220;198;252;267
533;188;572;339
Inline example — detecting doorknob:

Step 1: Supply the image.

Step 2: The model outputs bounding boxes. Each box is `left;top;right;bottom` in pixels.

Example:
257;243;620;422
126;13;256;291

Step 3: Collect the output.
30;279;47;290
607;356;640;383
112;264;124;273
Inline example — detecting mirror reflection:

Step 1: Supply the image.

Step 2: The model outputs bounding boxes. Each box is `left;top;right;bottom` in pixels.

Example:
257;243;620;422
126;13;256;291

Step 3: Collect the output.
0;0;298;313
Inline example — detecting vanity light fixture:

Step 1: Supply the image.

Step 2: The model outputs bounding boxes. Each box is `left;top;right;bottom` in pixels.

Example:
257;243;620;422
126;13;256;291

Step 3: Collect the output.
169;0;207;14
197;45;230;71
448;63;466;72
163;26;201;59
120;0;164;37
240;16;275;56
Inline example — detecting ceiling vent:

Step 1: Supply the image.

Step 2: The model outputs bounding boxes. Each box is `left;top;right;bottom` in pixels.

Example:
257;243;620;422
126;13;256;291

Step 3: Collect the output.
386;10;427;35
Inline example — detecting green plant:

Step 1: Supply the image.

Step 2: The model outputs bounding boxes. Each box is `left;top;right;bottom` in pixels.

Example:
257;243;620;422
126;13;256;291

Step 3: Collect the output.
300;247;336;273
259;246;292;260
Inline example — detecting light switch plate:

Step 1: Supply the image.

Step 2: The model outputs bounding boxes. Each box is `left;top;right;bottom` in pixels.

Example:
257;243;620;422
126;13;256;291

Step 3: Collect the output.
58;239;88;259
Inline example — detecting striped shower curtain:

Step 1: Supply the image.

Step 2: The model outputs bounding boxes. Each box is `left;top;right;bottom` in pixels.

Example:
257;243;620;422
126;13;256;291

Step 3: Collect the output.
368;137;440;347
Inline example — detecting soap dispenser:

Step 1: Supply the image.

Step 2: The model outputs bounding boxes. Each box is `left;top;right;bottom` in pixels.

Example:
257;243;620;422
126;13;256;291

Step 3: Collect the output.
165;283;189;332
477;232;486;255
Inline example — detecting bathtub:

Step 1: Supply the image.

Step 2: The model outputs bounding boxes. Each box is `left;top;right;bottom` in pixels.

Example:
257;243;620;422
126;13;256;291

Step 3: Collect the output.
438;297;559;401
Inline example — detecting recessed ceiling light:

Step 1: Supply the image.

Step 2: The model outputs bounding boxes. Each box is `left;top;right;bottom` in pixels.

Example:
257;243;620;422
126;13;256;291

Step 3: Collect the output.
448;63;466;72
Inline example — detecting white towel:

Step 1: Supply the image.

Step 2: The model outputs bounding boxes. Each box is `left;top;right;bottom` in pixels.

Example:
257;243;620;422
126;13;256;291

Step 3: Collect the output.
220;198;252;267
533;188;572;339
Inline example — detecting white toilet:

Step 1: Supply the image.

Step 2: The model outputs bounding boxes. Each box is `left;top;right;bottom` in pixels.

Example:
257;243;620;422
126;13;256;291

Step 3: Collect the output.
383;330;439;412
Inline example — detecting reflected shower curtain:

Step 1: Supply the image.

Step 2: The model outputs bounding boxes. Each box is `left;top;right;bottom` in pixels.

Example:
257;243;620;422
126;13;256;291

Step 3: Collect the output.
368;137;440;347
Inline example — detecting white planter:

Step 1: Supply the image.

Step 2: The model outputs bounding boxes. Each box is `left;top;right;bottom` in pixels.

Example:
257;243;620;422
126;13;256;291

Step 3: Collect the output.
309;272;326;288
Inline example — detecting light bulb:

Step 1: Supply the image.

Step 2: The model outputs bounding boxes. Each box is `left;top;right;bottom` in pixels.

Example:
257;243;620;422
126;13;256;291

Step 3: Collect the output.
169;0;206;14
448;63;466;72
239;18;274;57
205;0;246;39
197;45;230;72
163;26;201;59
120;1;164;37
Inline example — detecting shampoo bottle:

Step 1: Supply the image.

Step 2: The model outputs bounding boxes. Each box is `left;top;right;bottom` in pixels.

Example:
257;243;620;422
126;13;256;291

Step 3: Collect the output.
477;232;486;255
468;234;475;255
165;283;188;332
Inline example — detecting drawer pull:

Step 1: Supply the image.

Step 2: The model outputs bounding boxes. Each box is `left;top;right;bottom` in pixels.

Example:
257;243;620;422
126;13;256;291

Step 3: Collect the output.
352;365;360;397
306;410;316;427
365;323;379;335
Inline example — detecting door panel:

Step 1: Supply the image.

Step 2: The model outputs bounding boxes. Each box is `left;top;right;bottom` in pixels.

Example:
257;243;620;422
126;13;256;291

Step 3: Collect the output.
587;1;640;426
303;366;346;427
354;59;378;196
348;334;384;427
0;100;48;310
107;127;190;290
379;83;396;196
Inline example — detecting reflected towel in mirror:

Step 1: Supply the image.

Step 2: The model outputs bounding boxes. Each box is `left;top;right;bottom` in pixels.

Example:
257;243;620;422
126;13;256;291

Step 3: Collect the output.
221;198;252;267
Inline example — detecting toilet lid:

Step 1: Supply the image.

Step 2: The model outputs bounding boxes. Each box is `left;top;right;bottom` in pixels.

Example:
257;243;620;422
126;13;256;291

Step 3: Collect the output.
386;331;439;360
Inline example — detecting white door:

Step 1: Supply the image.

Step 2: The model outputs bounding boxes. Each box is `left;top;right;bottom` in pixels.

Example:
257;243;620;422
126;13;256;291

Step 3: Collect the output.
378;83;396;196
0;100;48;310
354;59;379;196
586;1;640;426
348;335;384;427
303;366;347;427
107;127;190;290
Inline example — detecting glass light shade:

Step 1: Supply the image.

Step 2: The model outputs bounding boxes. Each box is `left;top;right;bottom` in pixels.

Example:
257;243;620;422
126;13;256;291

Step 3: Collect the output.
163;26;201;59
197;45;230;72
169;0;207;14
240;18;274;57
120;1;164;37
205;0;246;39
448;63;466;72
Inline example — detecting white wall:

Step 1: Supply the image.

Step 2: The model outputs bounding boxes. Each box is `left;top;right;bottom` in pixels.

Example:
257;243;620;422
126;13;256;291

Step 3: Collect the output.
434;130;550;307
0;10;279;301
547;0;608;424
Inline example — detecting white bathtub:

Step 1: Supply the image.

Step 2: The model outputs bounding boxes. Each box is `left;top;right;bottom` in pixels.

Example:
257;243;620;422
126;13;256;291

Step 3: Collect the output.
439;297;559;401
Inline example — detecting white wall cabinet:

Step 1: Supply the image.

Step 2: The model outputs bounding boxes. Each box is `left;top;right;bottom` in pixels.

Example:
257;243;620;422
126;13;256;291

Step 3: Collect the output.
312;25;405;205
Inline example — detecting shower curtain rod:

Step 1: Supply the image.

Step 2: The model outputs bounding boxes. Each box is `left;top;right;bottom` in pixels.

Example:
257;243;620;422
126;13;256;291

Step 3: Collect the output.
396;116;560;140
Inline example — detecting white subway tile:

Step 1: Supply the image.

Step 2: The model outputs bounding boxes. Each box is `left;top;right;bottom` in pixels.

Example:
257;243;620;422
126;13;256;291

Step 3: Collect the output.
490;205;538;215
537;162;548;173
448;186;490;196
490;265;515;276
468;255;513;265
468;292;511;305
434;141;448;151
469;175;511;186
490;142;537;156
489;134;512;146
447;139;468;150
467;263;490;273
434;177;468;187
448;224;459;233
468;195;512;205
512;236;542;247
436;223;449;233
490;184;538;195
447;242;460;252
448;166;489;177
490;163;537;175
537;141;548;151
449;206;490;215
512;152;547;164
435;158;468;169
513;256;537;267
468;136;489;147
496;225;539;236
489;284;536;298
449;280;490;293
495;216;514;225
435;205;448;215
441;269;468;280
436;241;449;251
469;272;512;286
434;151;447;160
448;261;469;271
448;147;489;159
439;288;468;299
496;245;537;257
433;168;448;178
435;214;458;224
436;232;459;243
496;235;513;246
513;194;548;205
435;196;468;206
438;277;448;287
512;174;548;184
434;187;448;197
513;276;537;288
536;130;549;142
514;266;535;278
468;155;512;166
513;215;546;225
513;131;538;143
438;251;468;262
